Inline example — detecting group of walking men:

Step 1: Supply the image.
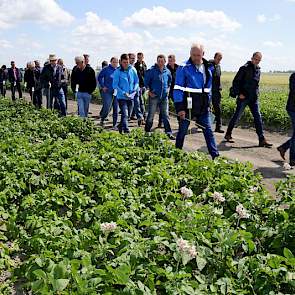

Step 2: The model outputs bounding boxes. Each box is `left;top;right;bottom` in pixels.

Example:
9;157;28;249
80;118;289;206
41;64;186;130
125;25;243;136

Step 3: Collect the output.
2;42;295;167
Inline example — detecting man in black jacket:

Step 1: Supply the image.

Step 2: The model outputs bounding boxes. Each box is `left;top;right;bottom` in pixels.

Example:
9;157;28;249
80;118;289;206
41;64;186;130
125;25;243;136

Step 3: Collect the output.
8;61;22;100
225;52;272;147
40;54;66;116
277;73;295;166
71;56;96;118
209;52;224;133
134;52;147;119
24;61;42;108
0;65;8;97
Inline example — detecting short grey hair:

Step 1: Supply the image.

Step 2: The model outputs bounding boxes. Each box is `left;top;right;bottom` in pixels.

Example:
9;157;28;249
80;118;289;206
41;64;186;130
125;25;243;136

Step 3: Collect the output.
27;61;35;68
190;43;205;52
75;56;84;63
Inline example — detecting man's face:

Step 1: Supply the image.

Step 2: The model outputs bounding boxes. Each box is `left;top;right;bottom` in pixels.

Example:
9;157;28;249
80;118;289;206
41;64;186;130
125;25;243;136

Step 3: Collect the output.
129;54;135;65
111;59;118;68
190;48;204;65
214;54;223;65
137;54;143;62
58;59;64;66
168;56;175;66
76;61;84;70
84;56;89;64
35;61;40;67
50;59;57;66
11;62;15;68
251;54;262;66
157;57;166;68
121;59;129;70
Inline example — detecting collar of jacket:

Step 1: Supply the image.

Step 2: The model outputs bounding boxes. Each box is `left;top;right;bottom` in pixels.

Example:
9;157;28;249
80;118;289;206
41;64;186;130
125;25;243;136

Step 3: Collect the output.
153;63;168;72
119;65;132;72
245;61;260;70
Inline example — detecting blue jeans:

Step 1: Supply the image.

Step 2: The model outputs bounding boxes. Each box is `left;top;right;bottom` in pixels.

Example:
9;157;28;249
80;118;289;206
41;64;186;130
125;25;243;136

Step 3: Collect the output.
133;92;144;120
52;88;66;116
279;111;295;164
226;98;264;140
176;111;219;159
100;92;118;126
145;97;172;134
77;92;91;118
119;99;132;133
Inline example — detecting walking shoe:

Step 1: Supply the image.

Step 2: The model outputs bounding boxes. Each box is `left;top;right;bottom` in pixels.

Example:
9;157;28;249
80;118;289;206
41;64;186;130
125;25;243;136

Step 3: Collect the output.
224;134;234;143
215;127;225;133
277;146;286;160
138;119;144;127
259;139;273;148
99;120;104;127
157;123;163;128
167;134;175;140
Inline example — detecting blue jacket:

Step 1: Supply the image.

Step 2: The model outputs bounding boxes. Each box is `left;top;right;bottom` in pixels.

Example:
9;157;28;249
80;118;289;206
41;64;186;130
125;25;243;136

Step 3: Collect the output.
112;65;139;100
173;58;213;114
97;64;117;93
144;64;172;99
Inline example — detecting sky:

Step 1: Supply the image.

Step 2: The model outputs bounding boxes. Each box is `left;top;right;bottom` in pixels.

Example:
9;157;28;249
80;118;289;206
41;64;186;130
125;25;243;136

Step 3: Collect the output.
0;0;294;71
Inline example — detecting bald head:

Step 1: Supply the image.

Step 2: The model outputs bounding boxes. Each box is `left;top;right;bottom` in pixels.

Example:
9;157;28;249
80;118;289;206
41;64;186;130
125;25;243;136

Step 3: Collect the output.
190;43;204;65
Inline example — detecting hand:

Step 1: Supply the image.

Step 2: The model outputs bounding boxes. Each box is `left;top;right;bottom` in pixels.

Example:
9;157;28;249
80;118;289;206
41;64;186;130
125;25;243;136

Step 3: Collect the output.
102;87;108;93
149;91;156;98
178;110;186;120
239;94;246;100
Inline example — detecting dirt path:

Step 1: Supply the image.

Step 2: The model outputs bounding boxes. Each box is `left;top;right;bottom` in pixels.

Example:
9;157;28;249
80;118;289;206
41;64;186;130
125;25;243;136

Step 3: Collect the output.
14;93;295;195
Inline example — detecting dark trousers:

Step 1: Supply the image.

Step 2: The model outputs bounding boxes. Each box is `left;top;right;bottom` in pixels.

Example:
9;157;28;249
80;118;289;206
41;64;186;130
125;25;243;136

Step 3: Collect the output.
279;111;295;165
118;99;133;133
0;83;6;97
226;97;264;141
176;110;219;159
29;88;42;108
212;92;222;129
11;82;22;100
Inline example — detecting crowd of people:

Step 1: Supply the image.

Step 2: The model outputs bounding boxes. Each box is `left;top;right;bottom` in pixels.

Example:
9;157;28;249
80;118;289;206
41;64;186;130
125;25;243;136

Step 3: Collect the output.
0;42;294;167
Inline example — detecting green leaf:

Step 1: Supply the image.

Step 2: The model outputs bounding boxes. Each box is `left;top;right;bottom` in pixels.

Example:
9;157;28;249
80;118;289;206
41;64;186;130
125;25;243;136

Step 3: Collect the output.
52;278;70;291
33;269;47;280
196;256;207;271
284;248;294;259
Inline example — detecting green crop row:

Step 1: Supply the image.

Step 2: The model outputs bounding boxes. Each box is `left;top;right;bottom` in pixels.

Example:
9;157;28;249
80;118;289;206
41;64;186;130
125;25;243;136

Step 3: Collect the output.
0;99;294;294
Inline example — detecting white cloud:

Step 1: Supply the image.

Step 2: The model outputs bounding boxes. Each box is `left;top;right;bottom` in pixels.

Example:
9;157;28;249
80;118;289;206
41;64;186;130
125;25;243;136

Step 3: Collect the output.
69;12;143;59
0;0;74;29
0;39;12;49
263;41;283;47
257;13;281;23
123;6;241;31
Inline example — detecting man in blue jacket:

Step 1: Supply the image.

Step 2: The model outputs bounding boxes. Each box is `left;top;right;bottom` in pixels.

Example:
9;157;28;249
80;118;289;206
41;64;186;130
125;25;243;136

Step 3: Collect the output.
112;53;139;134
173;43;219;159
144;54;175;139
98;57;119;128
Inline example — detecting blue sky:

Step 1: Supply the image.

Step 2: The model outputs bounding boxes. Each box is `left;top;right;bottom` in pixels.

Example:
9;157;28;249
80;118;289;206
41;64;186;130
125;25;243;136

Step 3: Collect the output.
0;0;294;71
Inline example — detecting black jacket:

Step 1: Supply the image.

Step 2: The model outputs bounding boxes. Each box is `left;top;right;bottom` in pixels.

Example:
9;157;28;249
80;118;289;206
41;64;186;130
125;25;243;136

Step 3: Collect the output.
40;64;64;89
8;67;22;83
287;73;295;112
167;63;179;94
208;59;222;94
230;61;260;100
134;61;147;88
71;65;96;94
0;69;8;83
24;68;42;90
